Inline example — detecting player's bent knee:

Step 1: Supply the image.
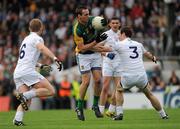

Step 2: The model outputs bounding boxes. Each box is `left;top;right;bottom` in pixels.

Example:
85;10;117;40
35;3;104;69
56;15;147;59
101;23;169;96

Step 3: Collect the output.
49;87;56;96
82;80;90;87
44;81;56;96
102;87;108;94
94;79;101;85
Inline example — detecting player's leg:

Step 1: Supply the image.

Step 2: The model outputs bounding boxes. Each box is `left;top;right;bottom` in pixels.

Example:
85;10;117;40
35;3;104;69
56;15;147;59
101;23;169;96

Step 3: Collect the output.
32;78;55;97
113;81;124;120
90;53;103;118
106;77;121;117
99;76;111;115
75;54;92;121
92;69;103;118
13;84;29;126
105;89;116;117
75;72;91;121
18;77;55;103
142;83;168;119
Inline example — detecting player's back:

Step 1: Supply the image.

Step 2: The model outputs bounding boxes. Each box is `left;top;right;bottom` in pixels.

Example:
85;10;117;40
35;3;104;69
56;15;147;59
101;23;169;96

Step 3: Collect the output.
115;38;146;75
14;32;44;78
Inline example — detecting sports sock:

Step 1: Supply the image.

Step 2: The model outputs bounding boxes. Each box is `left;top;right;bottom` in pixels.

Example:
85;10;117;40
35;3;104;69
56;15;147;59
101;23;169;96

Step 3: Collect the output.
99;105;105;114
116;106;123;115
93;96;99;106
108;104;116;112
23;90;36;100
158;109;166;118
14;111;24;121
77;99;84;110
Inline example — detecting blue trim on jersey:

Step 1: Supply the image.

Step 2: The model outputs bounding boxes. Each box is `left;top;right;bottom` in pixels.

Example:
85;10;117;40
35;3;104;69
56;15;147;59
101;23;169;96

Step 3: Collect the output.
91;67;101;71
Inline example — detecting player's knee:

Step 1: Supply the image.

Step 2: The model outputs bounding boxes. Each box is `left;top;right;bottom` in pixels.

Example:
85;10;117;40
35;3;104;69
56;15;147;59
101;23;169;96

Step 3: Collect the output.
94;78;101;85
82;80;90;87
49;88;56;96
102;87;108;94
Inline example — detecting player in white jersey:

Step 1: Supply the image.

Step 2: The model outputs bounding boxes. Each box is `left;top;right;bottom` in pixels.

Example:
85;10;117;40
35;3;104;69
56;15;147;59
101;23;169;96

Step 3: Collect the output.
112;26;168;120
99;17;122;117
13;18;62;126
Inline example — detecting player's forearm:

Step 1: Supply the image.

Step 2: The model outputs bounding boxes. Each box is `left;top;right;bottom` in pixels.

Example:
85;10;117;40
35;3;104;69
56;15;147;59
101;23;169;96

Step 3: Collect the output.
79;41;97;52
92;45;112;52
39;46;57;61
144;52;154;60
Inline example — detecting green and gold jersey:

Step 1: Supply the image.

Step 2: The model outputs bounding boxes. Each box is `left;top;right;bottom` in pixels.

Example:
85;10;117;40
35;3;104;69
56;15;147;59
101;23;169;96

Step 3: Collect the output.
73;16;97;54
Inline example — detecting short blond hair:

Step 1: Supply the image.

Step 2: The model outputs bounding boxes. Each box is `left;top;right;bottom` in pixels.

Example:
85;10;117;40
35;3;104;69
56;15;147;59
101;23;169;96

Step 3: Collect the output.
29;18;43;32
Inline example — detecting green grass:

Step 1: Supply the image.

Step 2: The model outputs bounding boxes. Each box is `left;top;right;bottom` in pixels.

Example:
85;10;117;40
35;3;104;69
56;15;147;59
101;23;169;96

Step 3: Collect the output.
0;108;179;129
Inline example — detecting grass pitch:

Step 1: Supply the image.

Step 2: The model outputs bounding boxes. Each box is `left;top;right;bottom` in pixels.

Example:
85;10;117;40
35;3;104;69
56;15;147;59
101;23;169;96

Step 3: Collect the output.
0;108;179;129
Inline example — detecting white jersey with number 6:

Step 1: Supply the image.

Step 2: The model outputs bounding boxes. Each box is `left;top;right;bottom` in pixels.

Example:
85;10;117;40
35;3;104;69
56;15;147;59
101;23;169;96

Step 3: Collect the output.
14;32;44;78
114;38;147;76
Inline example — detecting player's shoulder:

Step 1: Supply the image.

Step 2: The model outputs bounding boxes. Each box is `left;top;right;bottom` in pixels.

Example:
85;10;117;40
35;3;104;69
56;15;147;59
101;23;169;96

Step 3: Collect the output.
104;29;112;35
73;21;82;36
131;39;142;45
89;16;95;21
29;32;44;43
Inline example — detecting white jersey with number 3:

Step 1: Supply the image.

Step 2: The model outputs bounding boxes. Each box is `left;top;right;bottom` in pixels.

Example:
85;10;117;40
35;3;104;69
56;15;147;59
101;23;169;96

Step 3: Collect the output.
114;38;147;75
14;32;44;78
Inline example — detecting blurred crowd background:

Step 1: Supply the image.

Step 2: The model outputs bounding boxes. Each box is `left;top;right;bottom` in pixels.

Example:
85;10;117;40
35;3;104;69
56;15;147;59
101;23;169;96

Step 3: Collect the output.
0;0;180;110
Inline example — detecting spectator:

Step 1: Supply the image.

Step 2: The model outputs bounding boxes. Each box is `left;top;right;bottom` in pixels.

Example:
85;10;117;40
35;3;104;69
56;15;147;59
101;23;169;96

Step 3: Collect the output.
168;70;180;86
171;16;180;56
58;74;71;109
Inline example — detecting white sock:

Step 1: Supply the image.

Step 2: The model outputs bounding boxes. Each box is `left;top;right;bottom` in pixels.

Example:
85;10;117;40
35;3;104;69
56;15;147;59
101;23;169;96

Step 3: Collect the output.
108;104;116;112
116;106;123;115
23;90;36;100
14;111;24;121
99;105;105;114
158;109;166;118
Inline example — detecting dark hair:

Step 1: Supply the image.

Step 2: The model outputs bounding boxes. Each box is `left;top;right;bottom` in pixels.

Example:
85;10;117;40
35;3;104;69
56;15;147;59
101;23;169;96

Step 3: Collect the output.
75;6;88;16
120;26;133;37
110;17;121;23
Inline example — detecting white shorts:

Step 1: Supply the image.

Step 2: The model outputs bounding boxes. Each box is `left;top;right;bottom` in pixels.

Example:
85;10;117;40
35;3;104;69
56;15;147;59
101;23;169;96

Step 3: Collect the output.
121;73;148;90
76;53;102;74
14;71;45;90
102;62;121;77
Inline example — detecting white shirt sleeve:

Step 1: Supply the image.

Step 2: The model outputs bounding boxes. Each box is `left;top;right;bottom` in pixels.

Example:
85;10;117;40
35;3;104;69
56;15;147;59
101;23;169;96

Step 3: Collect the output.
33;37;44;47
141;44;147;54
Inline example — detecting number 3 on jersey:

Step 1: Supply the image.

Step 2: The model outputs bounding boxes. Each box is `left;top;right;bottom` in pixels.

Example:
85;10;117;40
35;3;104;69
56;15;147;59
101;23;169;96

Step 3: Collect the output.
19;44;26;59
129;46;139;59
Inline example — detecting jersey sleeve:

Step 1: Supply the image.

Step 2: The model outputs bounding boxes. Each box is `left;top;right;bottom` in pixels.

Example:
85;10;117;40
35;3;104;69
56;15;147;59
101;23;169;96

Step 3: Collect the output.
33;37;44;47
140;43;147;54
73;24;84;45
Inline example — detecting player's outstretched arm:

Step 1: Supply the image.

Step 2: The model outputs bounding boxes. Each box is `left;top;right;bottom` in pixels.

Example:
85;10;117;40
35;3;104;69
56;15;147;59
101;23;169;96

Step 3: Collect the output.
36;43;63;71
92;43;112;52
77;33;108;52
144;52;157;63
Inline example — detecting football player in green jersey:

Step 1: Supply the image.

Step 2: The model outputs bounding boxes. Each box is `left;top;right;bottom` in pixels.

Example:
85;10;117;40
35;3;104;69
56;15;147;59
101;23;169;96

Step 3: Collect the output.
73;6;109;121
